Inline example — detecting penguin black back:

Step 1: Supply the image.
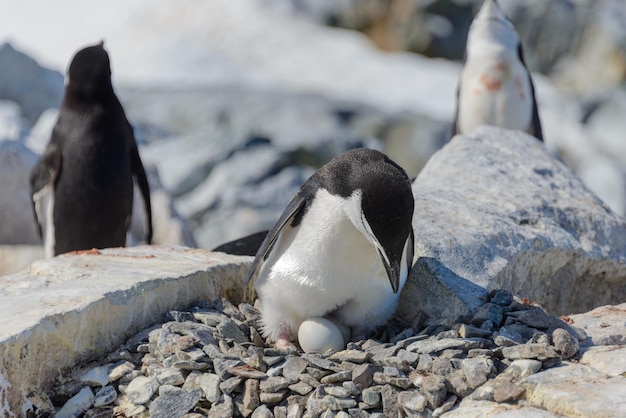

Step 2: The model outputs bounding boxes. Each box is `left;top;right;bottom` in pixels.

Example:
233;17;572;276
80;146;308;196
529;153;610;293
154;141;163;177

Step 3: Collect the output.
30;42;152;256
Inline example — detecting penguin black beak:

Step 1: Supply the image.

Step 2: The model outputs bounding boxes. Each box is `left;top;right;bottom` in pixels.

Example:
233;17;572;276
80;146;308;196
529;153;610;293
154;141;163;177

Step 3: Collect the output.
379;250;401;294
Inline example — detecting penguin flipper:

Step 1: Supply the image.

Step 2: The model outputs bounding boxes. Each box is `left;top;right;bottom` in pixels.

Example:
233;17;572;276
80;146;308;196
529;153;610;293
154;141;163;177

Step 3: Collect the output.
129;126;153;244
528;78;544;142
243;194;307;286
517;44;544;142
29;141;62;239
405;228;415;274
451;83;461;138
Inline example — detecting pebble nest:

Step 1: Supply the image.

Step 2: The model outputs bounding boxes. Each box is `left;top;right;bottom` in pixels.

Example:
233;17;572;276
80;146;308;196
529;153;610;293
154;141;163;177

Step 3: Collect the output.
45;289;585;418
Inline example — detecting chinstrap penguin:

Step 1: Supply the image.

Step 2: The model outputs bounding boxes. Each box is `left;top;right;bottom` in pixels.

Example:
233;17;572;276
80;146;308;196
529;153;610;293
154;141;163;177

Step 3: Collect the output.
30;42;152;257
452;0;543;141
244;148;415;349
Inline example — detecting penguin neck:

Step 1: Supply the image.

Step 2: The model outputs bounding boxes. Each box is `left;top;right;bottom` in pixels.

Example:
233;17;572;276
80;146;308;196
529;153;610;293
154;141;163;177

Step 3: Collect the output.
65;80;118;106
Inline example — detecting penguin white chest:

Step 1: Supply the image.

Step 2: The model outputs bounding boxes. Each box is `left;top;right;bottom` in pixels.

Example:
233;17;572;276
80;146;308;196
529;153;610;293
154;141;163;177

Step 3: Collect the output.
458;55;533;135
256;189;402;340
32;184;56;258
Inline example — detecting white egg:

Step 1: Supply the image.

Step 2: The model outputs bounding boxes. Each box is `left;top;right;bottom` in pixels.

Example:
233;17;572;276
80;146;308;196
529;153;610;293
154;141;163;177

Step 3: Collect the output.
298;317;346;353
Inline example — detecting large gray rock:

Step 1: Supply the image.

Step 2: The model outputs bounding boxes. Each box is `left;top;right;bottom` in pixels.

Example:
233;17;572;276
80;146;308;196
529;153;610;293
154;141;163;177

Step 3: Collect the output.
0;246;251;415
0;43;63;124
523;363;626;417
567;302;626;347
405;126;626;318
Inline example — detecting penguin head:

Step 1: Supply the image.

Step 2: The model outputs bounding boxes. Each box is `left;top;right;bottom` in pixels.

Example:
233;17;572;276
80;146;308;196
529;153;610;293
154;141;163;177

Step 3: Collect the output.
67;41;113;97
328;149;414;293
467;0;520;54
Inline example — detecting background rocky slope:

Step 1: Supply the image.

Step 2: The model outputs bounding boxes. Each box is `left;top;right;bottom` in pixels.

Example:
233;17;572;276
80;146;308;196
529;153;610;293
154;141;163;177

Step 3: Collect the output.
1;0;626;255
0;2;625;297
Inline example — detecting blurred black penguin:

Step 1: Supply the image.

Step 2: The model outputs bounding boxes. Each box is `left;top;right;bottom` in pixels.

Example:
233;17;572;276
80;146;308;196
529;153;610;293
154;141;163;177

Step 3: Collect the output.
452;0;543;141
30;42;152;257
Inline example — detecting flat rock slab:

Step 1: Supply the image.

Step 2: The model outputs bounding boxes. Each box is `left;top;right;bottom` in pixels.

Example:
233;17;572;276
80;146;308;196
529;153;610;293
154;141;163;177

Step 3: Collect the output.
0;246;252;415
566;302;626;346
444;399;559;417
524;363;626;417
408;126;626;317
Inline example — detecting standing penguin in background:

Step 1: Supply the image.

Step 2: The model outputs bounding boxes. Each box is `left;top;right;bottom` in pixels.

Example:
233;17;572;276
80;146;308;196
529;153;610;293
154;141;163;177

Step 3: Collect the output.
452;0;543;141
30;42;152;257
244;148;414;350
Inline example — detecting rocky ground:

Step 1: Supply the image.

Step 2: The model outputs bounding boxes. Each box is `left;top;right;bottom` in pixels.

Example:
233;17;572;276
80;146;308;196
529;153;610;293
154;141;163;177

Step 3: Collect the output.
47;290;626;418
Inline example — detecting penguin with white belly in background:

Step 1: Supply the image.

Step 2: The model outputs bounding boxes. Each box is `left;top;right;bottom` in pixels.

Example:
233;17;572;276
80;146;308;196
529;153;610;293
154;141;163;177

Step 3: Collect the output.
452;0;543;141
244;148;415;350
30;42;152;257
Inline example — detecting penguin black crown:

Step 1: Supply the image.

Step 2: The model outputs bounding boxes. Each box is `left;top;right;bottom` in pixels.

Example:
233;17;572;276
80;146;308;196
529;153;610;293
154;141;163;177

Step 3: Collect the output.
30;42;153;257
245;148;415;350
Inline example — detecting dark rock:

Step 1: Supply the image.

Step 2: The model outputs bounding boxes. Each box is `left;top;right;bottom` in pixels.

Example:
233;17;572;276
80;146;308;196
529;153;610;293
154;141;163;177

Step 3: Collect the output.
217;318;249;344
380;384;400;418
297;373;321;388
165;311;197;323
242;379;261;417
260;377;291;393
220;377;243;395
492;378;525;403
288;381;313;396
490;289;514;306
494;327;525;347
148;387;202;418
214;359;245;380
352;364;382;391
320;370;353;384
397;257;490;326
360;386;381;407
397;389;427;415
508;308;553;330
456;324;492;339
251;404;274;418
372;372;412;390
501;343;559;361
307;395;357;413
207;394;235;418
445;370;474;398
282;357;309;381
410;372;447;409
551;328;580;359
227;365;268;380
472;303;504;328
461;357;496;389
